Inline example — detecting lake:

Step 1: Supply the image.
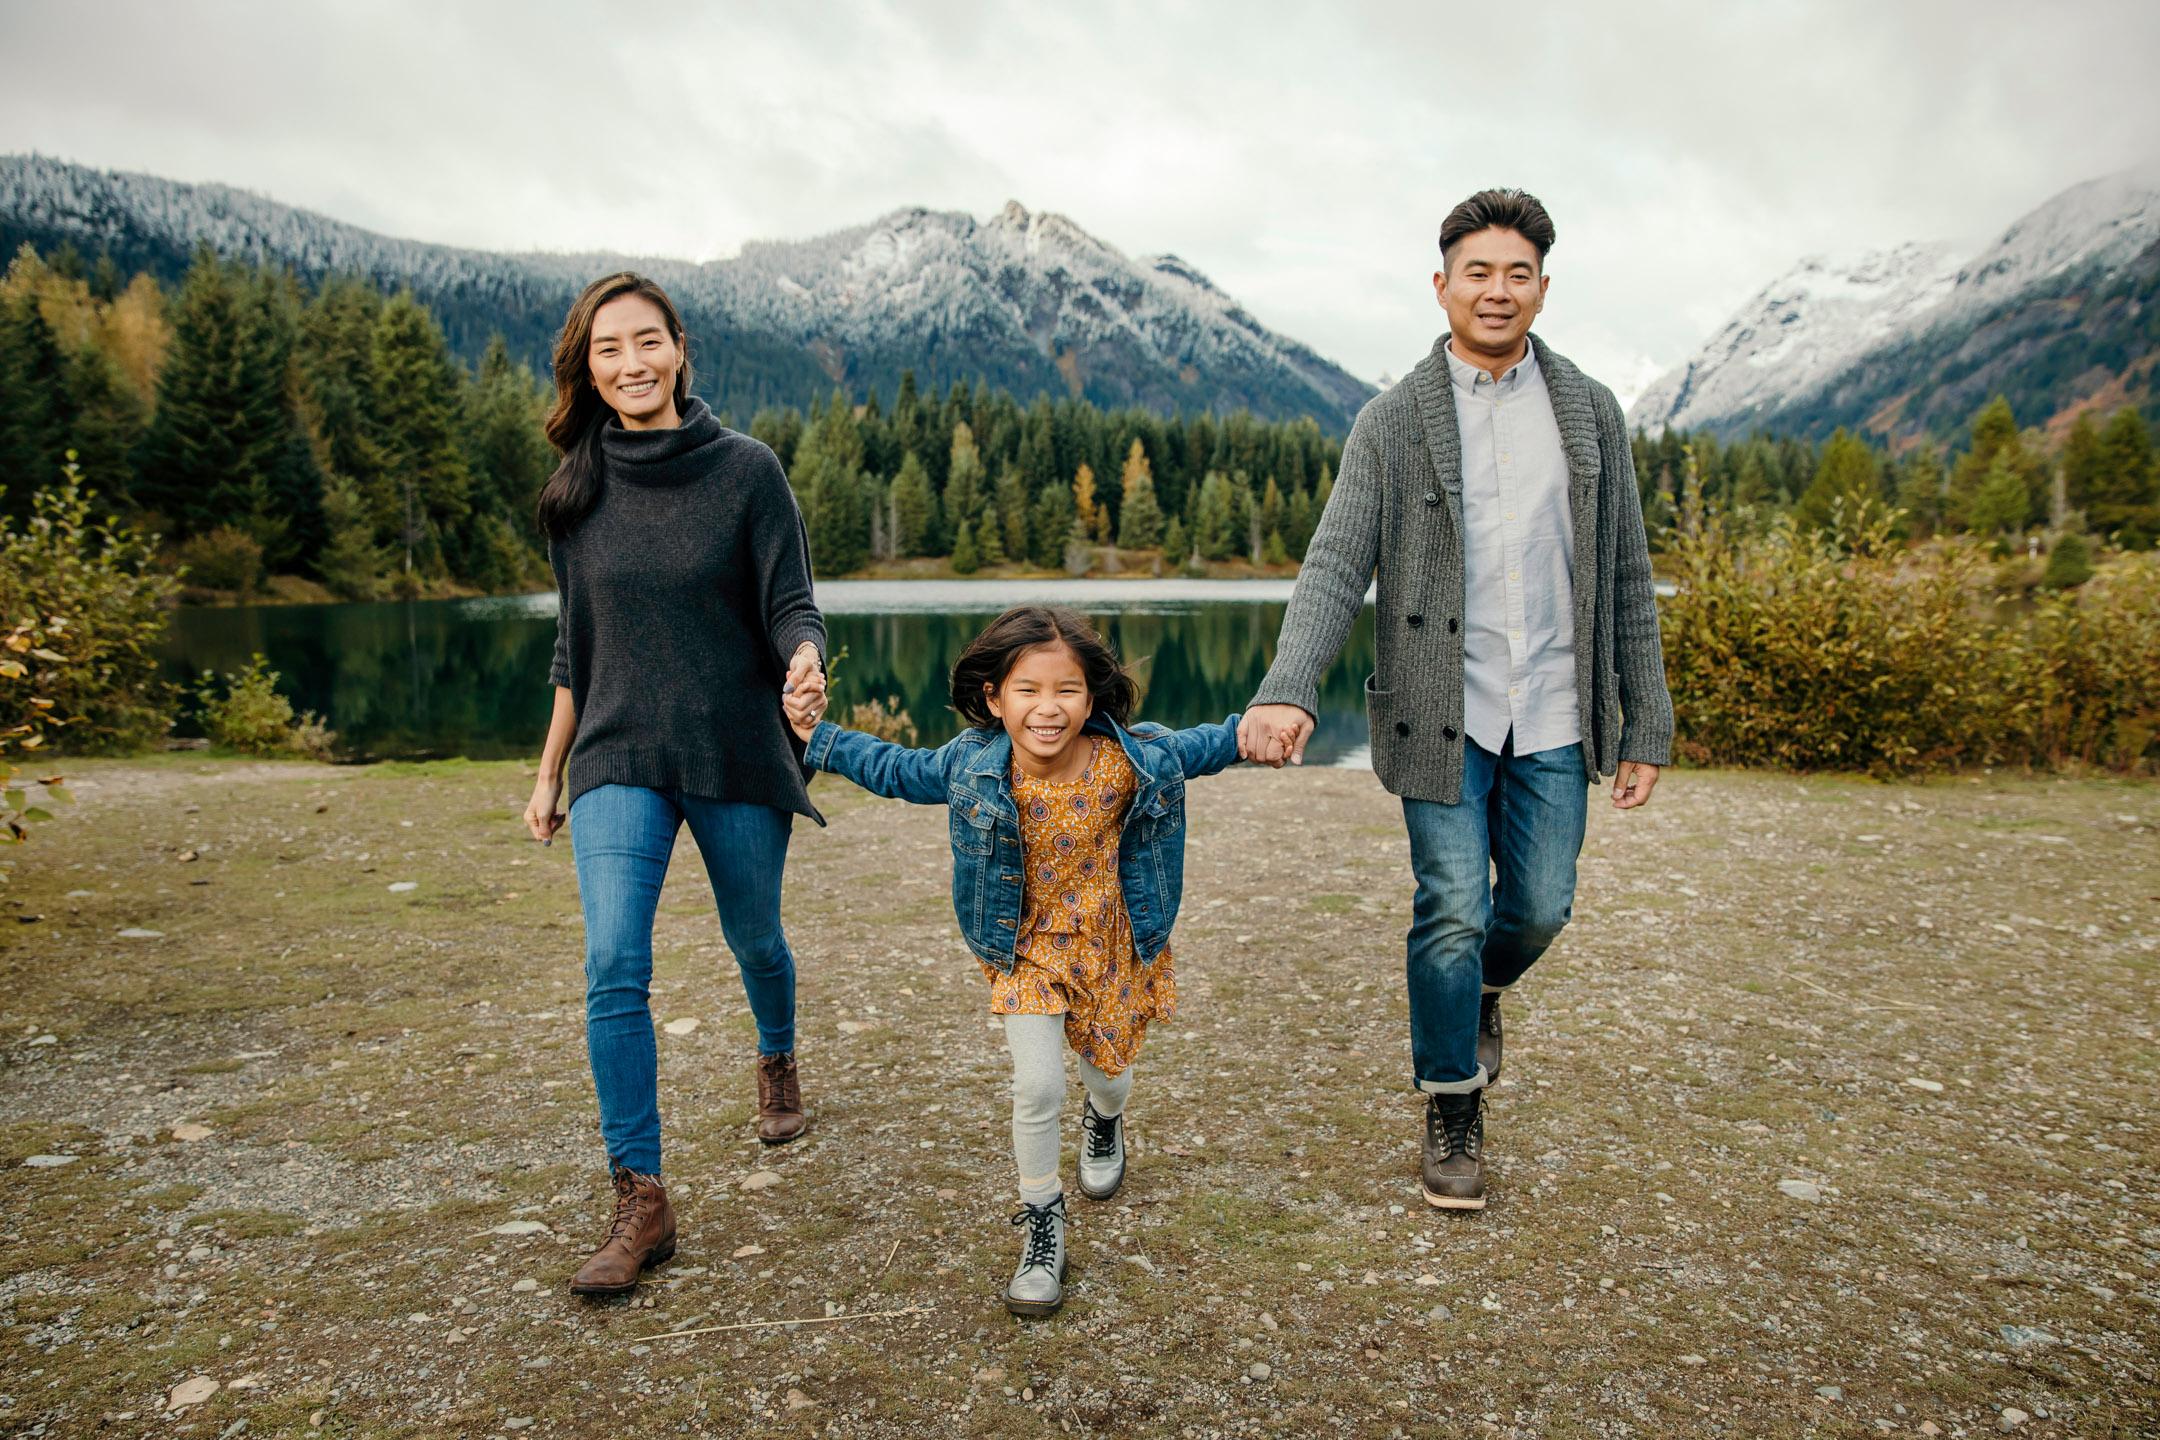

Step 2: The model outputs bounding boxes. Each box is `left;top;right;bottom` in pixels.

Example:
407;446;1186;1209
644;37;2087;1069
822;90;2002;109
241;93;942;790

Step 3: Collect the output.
163;579;1380;766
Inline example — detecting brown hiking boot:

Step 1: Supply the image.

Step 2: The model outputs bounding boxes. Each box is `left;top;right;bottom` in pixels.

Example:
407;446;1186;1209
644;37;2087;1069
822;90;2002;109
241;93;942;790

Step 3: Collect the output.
1420;1089;1487;1210
569;1166;675;1296
756;1051;807;1144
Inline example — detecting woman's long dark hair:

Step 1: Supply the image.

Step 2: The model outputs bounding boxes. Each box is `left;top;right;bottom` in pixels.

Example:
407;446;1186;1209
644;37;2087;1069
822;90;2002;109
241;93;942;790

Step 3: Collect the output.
535;272;694;541
950;607;1138;730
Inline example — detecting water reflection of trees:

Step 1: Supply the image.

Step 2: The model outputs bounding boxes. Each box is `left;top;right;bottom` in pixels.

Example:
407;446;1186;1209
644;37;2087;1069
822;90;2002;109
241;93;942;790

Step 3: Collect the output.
166;602;1377;763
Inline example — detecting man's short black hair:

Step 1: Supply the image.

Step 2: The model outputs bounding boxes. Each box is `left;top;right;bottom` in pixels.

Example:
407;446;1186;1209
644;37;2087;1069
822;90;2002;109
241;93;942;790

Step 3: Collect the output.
1439;189;1556;270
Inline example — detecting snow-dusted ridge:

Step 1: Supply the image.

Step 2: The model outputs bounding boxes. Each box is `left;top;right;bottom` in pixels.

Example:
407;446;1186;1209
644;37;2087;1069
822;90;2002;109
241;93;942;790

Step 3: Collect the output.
1631;163;2160;436
0;155;1375;430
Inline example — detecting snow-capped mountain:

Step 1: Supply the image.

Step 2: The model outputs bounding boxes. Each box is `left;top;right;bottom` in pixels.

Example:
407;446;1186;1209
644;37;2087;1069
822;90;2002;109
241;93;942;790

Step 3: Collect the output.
1629;242;1964;436
0;155;1376;430
1631;163;2160;439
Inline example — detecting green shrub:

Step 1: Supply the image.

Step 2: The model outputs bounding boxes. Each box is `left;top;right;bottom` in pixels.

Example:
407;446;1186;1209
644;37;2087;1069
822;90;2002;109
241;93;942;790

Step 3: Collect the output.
0;468;178;752
2014;557;2160;772
194;655;336;759
176;526;264;592
2041;532;2094;590
1662;512;2160;775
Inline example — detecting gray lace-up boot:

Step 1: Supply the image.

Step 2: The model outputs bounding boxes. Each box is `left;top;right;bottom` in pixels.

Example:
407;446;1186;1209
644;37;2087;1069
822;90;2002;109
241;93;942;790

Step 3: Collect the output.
1479;991;1504;1083
1420;1088;1487;1211
1077;1099;1126;1201
1002;1194;1068;1317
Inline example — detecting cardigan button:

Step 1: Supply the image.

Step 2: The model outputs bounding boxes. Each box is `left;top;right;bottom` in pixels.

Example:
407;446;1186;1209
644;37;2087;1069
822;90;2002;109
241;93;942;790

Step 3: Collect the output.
1448;618;1458;633
1394;721;1410;737
1406;614;1424;628
1443;726;1458;740
1424;491;1440;506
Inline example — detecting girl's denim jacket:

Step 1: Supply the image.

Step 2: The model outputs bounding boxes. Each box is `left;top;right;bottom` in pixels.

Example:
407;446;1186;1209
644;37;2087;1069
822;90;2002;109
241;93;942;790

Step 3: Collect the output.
803;713;1241;974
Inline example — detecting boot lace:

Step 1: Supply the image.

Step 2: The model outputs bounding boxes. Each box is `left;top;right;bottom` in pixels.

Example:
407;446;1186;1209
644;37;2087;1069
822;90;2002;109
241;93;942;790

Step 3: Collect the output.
606;1172;657;1246
1010;1196;1065;1271
1430;1096;1481;1162
1082;1104;1121;1161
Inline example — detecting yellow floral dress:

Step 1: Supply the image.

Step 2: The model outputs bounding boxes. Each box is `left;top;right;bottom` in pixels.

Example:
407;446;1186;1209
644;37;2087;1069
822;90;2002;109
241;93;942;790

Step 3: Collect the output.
981;736;1176;1076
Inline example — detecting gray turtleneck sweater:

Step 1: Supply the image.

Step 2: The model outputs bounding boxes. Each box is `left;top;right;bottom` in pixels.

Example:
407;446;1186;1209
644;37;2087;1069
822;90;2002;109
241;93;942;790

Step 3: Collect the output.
548;397;826;821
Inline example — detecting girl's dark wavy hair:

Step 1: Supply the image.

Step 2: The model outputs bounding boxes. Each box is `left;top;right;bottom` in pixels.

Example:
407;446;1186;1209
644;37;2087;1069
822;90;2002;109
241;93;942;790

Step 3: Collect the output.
950;607;1138;730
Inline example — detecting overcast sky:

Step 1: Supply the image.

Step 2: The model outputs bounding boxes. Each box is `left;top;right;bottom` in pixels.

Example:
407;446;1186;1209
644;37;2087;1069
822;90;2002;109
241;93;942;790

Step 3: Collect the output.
5;0;2157;401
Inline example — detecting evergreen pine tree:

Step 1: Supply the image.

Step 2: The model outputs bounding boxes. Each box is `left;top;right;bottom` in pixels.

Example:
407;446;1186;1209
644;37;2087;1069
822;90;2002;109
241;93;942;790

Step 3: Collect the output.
461;337;550;580
2061;412;2104;516
1116;438;1164;548
994;463;1029;560
1285;486;1314;558
950;517;979;575
945;422;985;529
1947;396;2031;531
1892;445;1945;538
1732;449;1773;511
135;247;309;550
806;459;869;577
1262;528;1289;566
2091;408;2159;547
890;452;935;557
976;500;1007;566
1794;428;1883;535
1194;472;1237;560
0;250;81;517
370;292;473;580
2040;532;2093;589
1029;478;1075;567
317;477;392;599
1160;515;1189;566
1968;454;2029;540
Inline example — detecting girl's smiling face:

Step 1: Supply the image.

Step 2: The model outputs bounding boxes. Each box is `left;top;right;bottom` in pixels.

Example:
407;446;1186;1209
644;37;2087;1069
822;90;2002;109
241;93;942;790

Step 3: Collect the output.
985;642;1095;780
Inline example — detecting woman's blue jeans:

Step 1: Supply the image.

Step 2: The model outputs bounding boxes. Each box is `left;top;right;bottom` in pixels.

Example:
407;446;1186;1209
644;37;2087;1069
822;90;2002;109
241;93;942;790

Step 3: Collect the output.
569;784;798;1176
1401;737;1587;1094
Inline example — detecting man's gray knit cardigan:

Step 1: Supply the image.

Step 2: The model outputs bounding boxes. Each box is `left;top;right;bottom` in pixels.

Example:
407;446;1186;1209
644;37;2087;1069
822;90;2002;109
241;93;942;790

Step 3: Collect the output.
1251;333;1673;804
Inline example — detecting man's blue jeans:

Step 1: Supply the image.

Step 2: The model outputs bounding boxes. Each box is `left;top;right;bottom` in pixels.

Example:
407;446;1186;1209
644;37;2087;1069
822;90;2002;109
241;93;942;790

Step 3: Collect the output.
570;784;799;1176
1402;737;1587;1094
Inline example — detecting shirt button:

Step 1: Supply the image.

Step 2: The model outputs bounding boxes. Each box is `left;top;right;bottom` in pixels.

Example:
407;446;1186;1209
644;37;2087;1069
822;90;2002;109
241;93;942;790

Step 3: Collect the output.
1510;572;1518;580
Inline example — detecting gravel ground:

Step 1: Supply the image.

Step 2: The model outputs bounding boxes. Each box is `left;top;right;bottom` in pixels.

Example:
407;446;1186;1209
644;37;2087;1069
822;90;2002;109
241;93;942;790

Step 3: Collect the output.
1;753;2156;1439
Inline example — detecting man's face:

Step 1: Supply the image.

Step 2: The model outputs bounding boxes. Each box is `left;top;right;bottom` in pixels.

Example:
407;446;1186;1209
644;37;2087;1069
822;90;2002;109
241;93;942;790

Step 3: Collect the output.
1433;227;1548;363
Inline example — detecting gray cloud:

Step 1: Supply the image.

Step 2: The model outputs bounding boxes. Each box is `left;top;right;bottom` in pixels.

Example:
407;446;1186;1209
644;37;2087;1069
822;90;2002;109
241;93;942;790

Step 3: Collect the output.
5;0;2155;399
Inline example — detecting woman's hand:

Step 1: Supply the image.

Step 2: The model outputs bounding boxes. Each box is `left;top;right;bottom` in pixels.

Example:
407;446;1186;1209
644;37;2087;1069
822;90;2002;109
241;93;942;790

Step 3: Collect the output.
525;770;566;845
782;641;828;741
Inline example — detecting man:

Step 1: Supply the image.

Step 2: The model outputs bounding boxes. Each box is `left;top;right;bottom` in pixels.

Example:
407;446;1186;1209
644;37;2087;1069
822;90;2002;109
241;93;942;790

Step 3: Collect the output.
1241;188;1671;1210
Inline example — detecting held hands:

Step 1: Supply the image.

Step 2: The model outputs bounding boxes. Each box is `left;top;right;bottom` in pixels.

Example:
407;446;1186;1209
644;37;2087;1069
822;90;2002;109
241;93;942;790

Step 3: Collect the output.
1611;761;1660;810
781;642;828;742
1238;704;1314;768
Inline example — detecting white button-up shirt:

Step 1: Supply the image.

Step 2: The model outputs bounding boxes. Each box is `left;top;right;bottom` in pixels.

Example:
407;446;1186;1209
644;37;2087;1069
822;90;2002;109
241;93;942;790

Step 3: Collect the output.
1445;339;1580;757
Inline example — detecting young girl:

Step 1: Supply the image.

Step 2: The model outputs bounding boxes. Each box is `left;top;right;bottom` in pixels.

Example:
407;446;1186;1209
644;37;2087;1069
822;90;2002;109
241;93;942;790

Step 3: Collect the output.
785;606;1246;1317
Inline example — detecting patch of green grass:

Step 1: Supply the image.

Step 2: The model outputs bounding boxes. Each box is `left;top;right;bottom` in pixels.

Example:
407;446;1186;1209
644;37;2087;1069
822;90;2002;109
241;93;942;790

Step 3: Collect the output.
183;1057;244;1073
1308;894;1358;915
188;1207;304;1238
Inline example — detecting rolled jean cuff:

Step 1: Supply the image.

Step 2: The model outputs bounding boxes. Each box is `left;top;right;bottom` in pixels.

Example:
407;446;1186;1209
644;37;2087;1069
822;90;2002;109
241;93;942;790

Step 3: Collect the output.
1417;1063;1490;1095
1481;983;1510;994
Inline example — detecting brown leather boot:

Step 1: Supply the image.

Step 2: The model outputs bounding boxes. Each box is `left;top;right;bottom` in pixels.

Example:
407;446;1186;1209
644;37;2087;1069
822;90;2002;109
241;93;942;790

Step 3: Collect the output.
569;1166;676;1296
756;1052;807;1144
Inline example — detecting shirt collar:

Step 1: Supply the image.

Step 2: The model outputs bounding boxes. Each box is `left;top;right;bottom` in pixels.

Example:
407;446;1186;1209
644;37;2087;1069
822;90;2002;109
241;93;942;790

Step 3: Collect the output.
1443;337;1538;392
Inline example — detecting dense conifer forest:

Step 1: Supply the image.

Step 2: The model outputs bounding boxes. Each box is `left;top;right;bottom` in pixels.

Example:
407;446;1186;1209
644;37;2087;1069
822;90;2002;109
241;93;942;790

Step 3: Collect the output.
1;239;2150;600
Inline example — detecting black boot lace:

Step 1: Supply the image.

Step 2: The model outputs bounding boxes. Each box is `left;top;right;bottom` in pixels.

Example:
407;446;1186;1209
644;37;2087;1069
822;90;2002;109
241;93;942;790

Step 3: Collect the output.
1430;1095;1482;1162
1082;1104;1121;1161
1010;1196;1065;1270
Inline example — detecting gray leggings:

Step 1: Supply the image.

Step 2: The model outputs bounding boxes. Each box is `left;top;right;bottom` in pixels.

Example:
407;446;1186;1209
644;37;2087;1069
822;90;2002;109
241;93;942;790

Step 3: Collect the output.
1004;1012;1132;1204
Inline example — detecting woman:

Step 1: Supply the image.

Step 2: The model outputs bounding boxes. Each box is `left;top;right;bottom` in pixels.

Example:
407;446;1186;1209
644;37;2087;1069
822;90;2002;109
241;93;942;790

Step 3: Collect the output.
522;271;829;1296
